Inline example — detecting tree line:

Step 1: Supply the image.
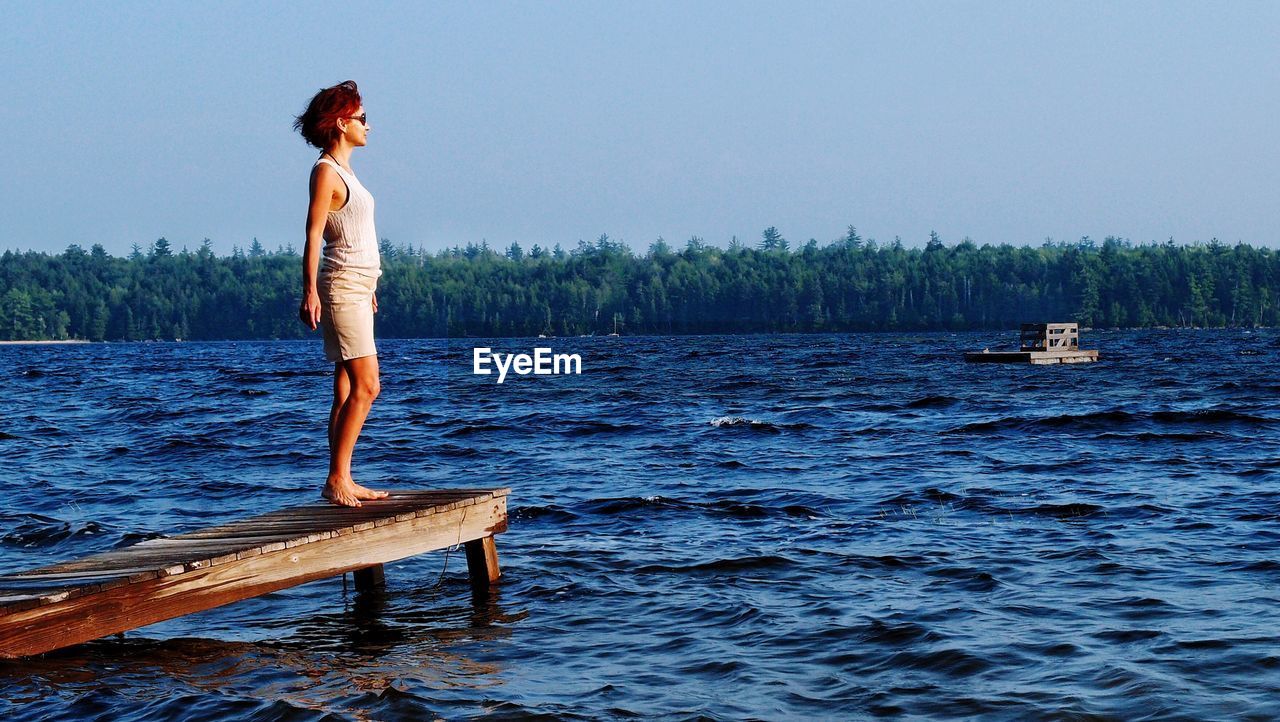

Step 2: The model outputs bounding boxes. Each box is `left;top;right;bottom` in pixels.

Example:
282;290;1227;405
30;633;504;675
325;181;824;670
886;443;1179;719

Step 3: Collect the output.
1;229;1277;341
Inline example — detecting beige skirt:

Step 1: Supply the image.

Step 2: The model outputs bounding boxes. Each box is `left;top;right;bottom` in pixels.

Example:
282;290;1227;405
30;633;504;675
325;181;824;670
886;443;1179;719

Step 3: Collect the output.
318;269;378;362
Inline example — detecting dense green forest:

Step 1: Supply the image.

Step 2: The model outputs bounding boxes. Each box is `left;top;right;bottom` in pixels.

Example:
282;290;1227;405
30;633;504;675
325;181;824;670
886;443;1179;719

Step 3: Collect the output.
1;229;1277;341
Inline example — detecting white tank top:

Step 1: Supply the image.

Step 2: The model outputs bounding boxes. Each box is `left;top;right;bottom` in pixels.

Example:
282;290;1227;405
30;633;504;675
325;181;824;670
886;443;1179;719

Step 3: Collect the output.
315;157;381;277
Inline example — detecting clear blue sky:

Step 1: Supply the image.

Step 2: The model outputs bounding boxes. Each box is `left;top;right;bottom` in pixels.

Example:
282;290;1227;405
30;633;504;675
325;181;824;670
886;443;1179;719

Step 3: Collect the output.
5;1;1278;256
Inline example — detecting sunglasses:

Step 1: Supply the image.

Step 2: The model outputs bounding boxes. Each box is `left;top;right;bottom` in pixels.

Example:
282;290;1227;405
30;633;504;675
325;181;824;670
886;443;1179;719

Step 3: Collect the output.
345;113;368;126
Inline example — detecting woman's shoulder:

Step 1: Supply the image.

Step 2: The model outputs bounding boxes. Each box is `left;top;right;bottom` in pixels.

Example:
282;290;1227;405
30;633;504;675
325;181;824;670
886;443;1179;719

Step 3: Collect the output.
311;159;342;179
309;161;347;202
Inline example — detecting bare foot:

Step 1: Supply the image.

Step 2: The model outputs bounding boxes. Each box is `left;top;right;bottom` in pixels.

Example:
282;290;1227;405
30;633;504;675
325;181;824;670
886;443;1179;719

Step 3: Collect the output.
322;481;361;507
322;476;389;507
350;482;390;501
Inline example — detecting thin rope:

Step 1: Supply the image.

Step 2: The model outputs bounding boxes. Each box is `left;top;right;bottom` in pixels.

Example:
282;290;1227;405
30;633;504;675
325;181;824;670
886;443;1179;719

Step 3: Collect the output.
436;505;471;585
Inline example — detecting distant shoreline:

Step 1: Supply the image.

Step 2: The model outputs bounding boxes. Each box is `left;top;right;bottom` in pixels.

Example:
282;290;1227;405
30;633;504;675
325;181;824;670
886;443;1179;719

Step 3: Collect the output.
0;339;92;345
0;327;1270;345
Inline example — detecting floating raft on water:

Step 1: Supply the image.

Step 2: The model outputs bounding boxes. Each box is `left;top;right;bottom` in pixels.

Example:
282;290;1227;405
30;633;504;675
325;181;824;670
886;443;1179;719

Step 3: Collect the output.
965;323;1098;365
0;488;509;658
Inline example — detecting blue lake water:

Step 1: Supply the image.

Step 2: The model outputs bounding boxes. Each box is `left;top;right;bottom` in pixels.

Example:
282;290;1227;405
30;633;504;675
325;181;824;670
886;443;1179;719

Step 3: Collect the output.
2;330;1279;719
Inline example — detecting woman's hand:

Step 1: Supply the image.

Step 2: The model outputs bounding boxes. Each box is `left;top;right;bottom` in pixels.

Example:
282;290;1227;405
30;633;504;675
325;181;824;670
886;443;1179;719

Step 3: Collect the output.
372;292;378;314
300;291;322;330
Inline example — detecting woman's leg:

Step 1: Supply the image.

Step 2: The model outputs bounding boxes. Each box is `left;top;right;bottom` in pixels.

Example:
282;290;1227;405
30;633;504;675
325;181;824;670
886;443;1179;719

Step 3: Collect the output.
329;360;351;450
322;354;389;507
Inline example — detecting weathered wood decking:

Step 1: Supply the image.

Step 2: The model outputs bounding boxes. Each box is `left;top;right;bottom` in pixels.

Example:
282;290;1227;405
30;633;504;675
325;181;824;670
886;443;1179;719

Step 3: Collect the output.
0;488;509;658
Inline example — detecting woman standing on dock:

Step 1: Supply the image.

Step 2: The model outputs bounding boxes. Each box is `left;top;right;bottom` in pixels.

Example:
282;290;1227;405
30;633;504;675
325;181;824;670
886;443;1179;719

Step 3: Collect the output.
294;80;389;508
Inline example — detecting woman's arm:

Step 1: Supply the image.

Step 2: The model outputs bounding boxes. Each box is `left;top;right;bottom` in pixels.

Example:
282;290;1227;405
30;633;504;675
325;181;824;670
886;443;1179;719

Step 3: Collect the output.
300;164;343;329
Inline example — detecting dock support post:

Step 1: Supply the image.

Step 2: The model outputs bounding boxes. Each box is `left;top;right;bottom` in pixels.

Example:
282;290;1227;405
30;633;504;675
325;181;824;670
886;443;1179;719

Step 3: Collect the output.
353;564;385;593
464;536;501;592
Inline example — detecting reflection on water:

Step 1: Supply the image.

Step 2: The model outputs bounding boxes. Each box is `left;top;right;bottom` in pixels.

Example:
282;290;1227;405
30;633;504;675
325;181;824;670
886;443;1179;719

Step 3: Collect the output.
3;577;520;721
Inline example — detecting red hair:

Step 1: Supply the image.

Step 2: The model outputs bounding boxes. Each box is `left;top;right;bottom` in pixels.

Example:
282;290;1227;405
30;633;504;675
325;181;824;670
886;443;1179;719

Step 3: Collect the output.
293;80;362;149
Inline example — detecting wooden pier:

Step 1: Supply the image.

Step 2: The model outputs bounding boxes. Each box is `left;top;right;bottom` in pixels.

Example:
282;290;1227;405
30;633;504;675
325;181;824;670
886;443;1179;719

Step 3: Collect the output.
0;488;508;658
965;323;1098;365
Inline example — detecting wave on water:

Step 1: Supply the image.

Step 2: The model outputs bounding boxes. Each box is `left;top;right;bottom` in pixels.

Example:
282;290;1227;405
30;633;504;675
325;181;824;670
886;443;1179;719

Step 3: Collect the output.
432;443;479;457
1094;431;1226;442
228;369;330;381
875;489;1118;522
1151;409;1274;424
946;407;1275;434
709;416;817;432
158;434;241;452
0;513;110;550
559;421;646;437
711;415;769;430
857;619;946;646
563;495;827;522
511;504;579;523
835;553;933;571
710;380;758;392
633;554;796;575
443;422;517;437
905;395;960;409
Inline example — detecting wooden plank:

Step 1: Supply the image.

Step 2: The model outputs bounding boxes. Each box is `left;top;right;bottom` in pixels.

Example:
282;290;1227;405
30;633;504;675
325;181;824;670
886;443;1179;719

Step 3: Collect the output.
0;494;507;658
464;536;501;592
0;492;501;605
174;507;469;539
0;489;508;610
171;493;494;536
353;564;385;592
1028;350;1099;365
1019;322;1080;351
3;491;511;586
21;537;294;574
